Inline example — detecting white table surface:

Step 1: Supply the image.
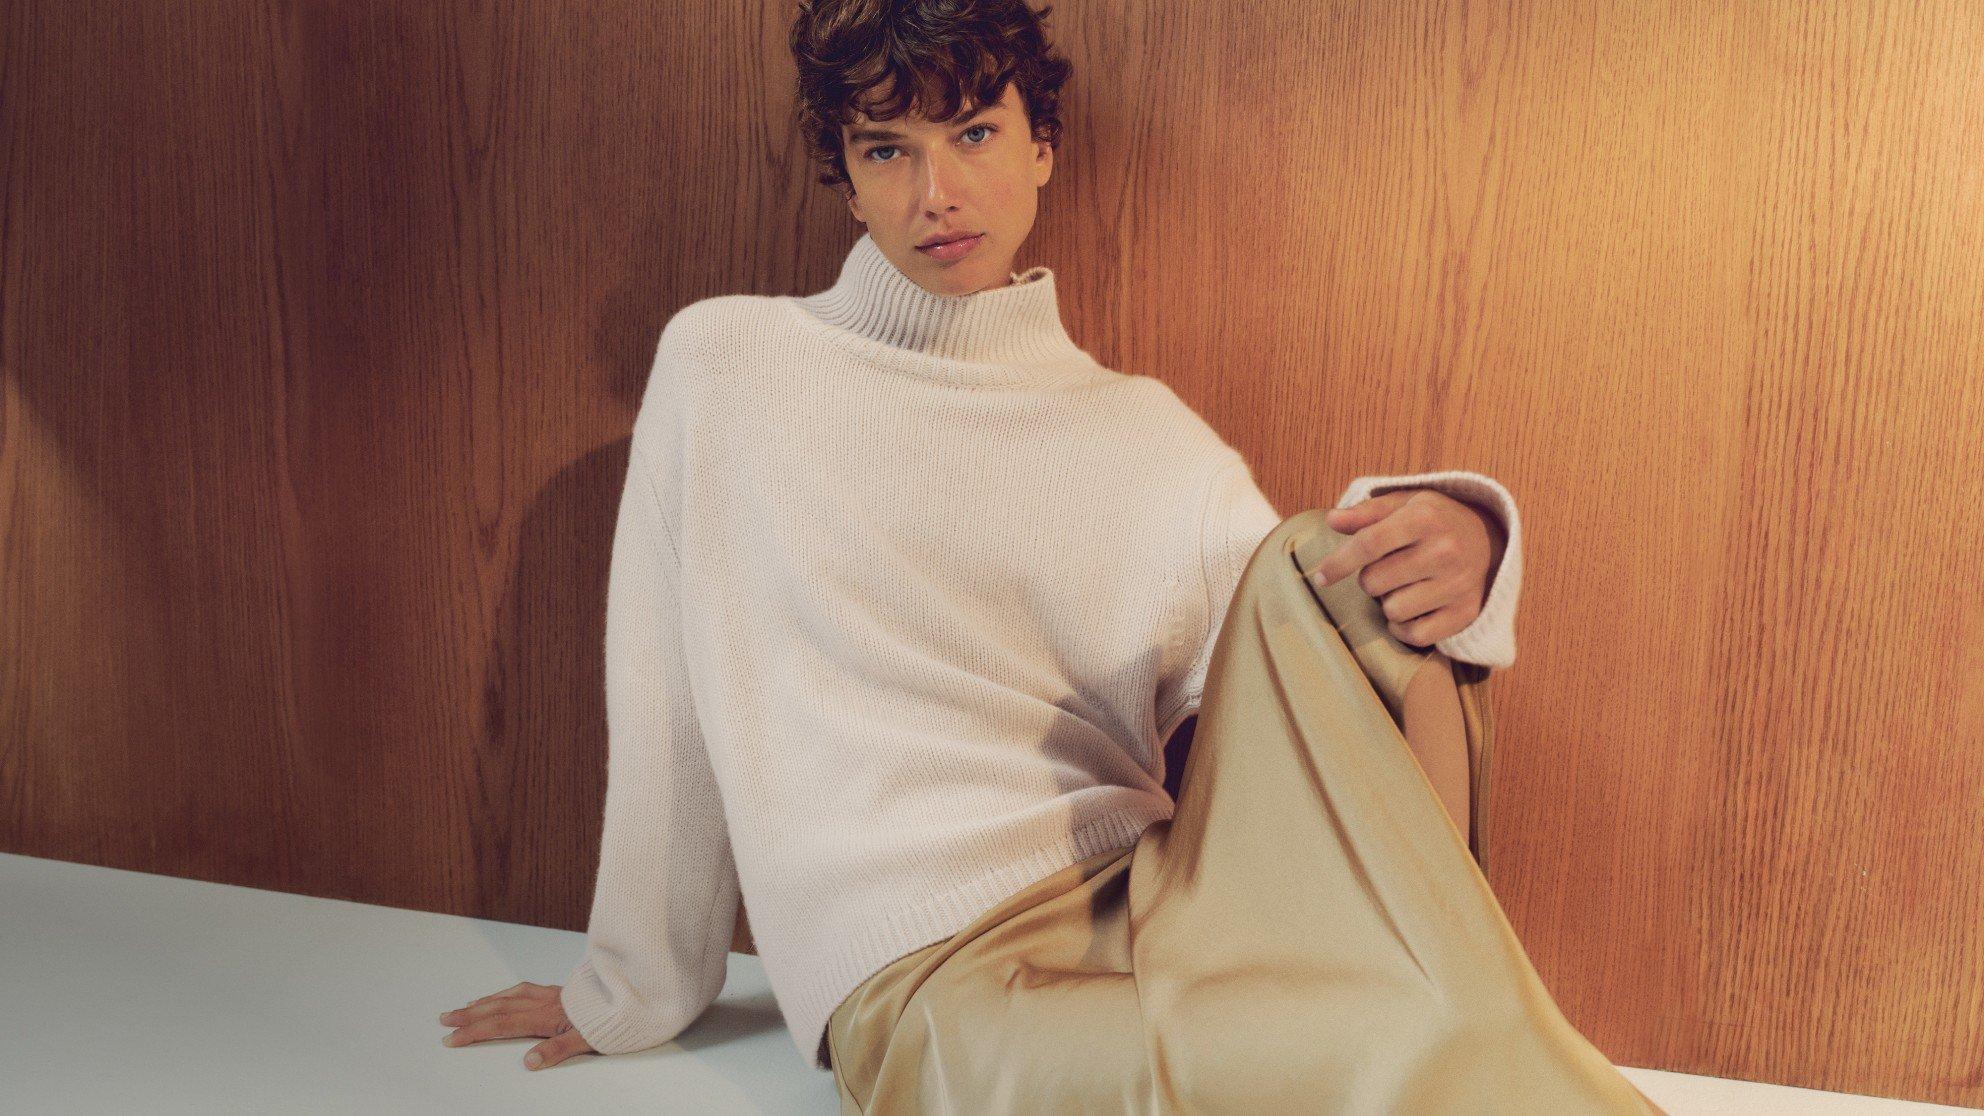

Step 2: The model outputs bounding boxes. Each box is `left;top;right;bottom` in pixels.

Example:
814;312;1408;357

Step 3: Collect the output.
2;852;1971;1114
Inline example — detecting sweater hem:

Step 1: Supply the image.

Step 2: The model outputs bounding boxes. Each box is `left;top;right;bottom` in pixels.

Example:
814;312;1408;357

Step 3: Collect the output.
788;797;1174;1072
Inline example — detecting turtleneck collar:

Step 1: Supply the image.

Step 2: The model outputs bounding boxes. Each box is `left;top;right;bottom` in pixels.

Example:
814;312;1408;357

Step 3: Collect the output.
781;231;1096;387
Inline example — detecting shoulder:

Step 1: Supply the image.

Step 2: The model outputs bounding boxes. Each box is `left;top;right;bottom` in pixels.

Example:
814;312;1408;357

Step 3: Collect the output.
634;294;804;453
1100;374;1244;462
657;294;778;356
1042;372;1248;511
642;294;782;396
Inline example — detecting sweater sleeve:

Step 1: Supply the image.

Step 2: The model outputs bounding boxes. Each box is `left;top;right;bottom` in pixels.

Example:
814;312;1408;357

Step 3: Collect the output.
1157;459;1523;741
559;442;741;1056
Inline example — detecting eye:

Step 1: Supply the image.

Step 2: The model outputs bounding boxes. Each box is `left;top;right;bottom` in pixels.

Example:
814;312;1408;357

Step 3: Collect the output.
862;124;997;164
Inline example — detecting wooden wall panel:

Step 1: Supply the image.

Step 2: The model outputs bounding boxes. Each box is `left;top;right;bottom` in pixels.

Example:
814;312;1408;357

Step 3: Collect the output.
3;0;1978;1102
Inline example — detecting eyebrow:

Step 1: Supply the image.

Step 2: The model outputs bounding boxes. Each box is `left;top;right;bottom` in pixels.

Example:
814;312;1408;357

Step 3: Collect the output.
846;104;995;145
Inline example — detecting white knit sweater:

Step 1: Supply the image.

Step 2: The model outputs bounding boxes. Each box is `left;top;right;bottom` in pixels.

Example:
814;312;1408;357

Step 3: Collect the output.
558;231;1524;1071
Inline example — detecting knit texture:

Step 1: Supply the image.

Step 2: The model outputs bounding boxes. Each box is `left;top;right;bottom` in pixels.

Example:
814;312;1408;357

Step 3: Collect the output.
559;231;1525;1071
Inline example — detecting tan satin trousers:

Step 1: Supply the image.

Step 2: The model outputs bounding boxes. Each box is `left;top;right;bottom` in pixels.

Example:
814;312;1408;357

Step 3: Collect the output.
827;509;1664;1115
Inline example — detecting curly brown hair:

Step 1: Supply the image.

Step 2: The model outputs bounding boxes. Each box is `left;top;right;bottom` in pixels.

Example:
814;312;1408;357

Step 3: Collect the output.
789;0;1075;199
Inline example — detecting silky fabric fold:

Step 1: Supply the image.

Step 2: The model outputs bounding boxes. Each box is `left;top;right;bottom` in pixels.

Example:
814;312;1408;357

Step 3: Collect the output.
827;509;1663;1115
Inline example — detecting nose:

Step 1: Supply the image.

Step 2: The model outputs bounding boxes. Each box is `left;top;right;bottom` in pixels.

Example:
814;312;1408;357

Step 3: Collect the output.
919;150;964;212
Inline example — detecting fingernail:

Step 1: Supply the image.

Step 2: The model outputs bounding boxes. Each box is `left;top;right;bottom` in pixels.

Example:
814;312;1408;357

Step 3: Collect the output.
442;1033;458;1046
439;1012;456;1023
525;1052;542;1069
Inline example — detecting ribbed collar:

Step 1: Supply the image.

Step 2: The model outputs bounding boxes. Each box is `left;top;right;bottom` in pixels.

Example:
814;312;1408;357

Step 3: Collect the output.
782;231;1095;387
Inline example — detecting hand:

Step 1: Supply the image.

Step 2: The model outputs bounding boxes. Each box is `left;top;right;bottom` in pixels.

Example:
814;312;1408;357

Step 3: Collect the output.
439;981;596;1070
1313;488;1506;648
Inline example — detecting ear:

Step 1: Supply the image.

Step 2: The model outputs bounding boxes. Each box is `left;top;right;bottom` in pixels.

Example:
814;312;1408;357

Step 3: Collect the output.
1034;141;1053;187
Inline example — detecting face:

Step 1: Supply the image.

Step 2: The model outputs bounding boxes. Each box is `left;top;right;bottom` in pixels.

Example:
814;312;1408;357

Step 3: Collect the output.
840;81;1054;295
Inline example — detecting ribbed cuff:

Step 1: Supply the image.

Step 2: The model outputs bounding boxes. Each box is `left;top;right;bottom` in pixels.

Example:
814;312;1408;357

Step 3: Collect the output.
559;955;669;1056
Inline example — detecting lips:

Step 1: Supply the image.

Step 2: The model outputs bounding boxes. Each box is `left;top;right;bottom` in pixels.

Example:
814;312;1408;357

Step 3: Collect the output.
916;232;985;260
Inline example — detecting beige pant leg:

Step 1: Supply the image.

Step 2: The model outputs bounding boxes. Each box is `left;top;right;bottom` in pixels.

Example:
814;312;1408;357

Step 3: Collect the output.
1121;509;1656;1113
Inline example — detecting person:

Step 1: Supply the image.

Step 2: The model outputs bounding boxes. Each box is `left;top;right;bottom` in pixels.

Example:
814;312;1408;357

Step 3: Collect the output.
436;3;1657;1111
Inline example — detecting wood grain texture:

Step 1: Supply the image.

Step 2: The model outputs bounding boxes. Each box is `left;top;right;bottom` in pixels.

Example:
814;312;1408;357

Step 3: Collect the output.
2;0;1978;1101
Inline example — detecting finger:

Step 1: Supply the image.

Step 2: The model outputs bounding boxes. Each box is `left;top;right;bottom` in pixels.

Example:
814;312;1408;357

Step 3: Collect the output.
440;981;562;1025
1391;601;1468;647
1355;507;1469;597
448;981;539;1016
1312;504;1425;589
441;1009;551;1048
1356;535;1453;599
1322;504;1375;533
525;1029;595;1071
1323;490;1407;534
1377;576;1452;628
439;995;533;1027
